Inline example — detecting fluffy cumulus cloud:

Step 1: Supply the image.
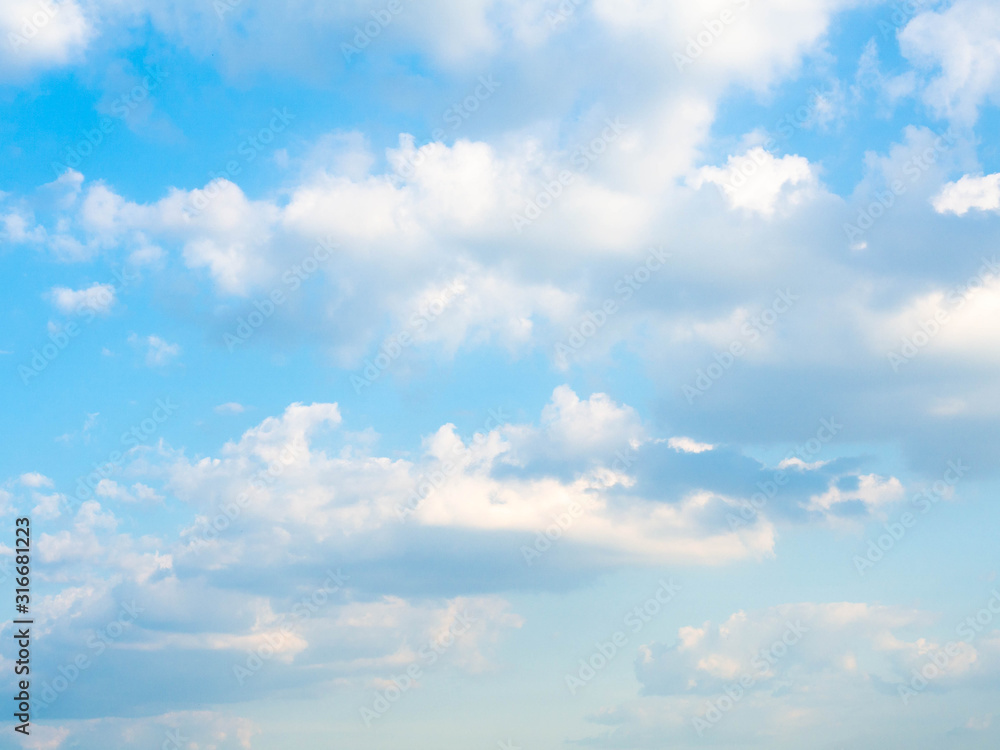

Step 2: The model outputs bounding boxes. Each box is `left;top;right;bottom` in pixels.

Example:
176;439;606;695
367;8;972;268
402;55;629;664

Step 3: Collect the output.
142;392;774;571
899;0;1000;124
0;0;91;78
18;118;989;446
44;388;906;593
865;257;1000;369
593;0;865;90
690;148;818;217
933;172;1000;214
20;472;54;488
0;128;835;375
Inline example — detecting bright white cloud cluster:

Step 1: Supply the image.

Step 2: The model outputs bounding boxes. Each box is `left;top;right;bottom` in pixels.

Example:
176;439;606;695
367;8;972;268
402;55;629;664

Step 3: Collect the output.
933;172;1000;215
691;148;818;217
593;0;864;90
0;0;90;78
155;391;774;568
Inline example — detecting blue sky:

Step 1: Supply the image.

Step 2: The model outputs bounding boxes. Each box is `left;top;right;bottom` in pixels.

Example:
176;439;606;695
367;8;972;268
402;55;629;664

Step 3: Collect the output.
2;0;1000;748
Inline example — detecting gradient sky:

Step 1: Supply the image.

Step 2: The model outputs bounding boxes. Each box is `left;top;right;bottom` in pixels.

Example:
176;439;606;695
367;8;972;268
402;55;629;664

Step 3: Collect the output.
2;0;1000;748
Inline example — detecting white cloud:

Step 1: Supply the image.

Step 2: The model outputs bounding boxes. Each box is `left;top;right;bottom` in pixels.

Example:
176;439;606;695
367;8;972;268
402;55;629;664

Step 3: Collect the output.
867;263;1000;366
0;0;91;79
668;437;715;454
48;282;116;315
778;456;829;471
590;599;1000;746
691;148;818;217
806;474;905;514
38;500;117;564
933;173;1000;215
537;385;645;456
215;402;246;415
24;484;524;712
1;208;46;243
638;602;905;694
151;391;774;569
900;0;1000;124
20;472;53;488
29;136;644;361
10;117;795;370
71;178;279;295
592;0;864;90
32;492;65;520
95;479;162;503
129;334;181;367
